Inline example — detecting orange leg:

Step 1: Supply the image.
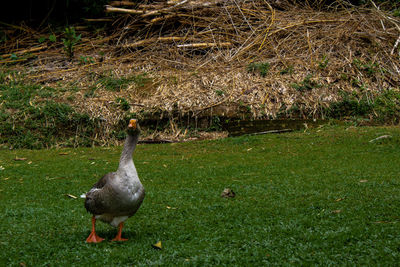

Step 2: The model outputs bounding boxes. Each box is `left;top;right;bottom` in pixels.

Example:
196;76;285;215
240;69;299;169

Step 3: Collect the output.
111;222;128;242
86;216;104;243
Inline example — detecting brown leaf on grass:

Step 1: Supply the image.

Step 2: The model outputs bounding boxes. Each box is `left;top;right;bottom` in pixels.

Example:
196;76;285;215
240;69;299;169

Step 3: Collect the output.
59;152;69;155
221;188;235;198
14;157;27;161
152;241;162;250
332;209;342;213
335;198;345;202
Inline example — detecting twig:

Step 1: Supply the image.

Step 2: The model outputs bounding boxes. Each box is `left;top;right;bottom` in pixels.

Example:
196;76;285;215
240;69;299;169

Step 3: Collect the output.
120;37;187;48
258;0;275;51
391;35;400;55
249;129;293;135
177;42;232;48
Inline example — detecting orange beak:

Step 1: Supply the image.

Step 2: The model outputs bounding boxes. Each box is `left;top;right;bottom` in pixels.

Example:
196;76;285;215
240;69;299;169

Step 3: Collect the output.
128;119;137;129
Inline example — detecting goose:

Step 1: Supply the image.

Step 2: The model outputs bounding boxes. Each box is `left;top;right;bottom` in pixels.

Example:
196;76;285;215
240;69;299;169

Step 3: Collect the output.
84;119;145;243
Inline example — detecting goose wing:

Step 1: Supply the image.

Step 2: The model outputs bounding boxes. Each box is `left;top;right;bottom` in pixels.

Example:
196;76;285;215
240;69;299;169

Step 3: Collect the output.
84;172;116;215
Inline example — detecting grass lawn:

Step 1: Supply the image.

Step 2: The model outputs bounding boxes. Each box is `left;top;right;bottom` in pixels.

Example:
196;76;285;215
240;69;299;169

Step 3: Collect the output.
1;125;400;266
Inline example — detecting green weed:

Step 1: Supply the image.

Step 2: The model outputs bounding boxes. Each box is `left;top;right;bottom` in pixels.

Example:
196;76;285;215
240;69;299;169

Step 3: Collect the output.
62;27;81;60
318;55;329;69
215;89;225;96
116;97;131;111
291;74;321;92
280;65;294;75
97;73;151;92
0;72;99;149
328;91;372;118
247;62;270;77
79;56;94;65
38;34;56;44
353;59;380;77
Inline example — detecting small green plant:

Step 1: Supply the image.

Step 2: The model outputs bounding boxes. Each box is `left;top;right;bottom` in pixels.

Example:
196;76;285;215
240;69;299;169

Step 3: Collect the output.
280;65;294;75
318;55;329;69
49;34;57;42
215;89;225;96
38;36;46;43
98;73;151;92
247;62;270;77
79;56;95;65
84;86;97;98
291;74;321;92
62;27;81;60
328;91;373;118
353;59;380;77
372;88;400;123
115;97;131;111
38;34;56;44
10;54;18;60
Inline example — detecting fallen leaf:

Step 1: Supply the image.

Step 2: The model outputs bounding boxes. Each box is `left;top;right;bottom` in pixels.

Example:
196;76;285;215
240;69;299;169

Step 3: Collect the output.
221;188;236;198
359;180;368;183
28;161;32;165
166;206;177;210
14;157;27;161
335;198;345;202
66;194;77;199
163;164;167;168
152;241;162;250
332;209;342;213
59;152;69;155
246;148;253;151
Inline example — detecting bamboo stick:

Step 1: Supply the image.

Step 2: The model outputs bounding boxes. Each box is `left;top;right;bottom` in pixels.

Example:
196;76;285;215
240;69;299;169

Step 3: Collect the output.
121;37;187;48
1;45;47;58
109;1;136;7
84;18;113;22
105;5;144;15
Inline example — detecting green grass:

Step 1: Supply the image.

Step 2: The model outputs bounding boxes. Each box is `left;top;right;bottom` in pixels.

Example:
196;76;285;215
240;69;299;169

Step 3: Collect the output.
1;126;400;265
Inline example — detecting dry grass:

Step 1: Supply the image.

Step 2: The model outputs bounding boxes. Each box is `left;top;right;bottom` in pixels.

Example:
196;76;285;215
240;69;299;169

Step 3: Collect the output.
1;0;400;133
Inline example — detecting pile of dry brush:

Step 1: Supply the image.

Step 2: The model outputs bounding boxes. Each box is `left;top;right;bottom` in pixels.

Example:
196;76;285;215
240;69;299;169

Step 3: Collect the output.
1;0;400;135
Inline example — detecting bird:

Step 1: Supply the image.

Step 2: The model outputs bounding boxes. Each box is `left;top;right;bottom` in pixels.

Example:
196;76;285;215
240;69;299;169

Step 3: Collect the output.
83;119;145;243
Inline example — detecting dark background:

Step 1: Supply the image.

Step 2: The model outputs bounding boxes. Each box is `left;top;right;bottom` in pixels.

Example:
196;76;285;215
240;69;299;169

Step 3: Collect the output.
0;0;399;26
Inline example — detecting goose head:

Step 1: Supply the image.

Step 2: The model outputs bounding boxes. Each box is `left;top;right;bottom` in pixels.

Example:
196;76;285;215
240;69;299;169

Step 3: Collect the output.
127;119;140;135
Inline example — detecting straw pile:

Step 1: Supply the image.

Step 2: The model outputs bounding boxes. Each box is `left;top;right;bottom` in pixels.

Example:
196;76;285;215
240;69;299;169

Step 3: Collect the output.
1;0;400;139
